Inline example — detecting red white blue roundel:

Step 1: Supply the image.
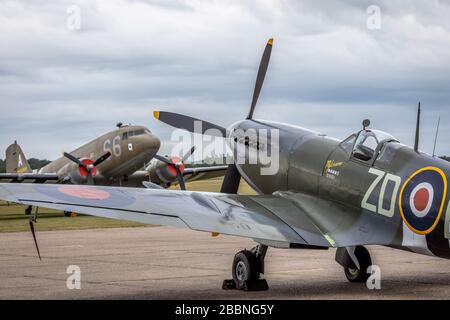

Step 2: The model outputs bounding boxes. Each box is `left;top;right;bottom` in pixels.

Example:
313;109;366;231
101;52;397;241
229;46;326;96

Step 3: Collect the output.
399;167;447;235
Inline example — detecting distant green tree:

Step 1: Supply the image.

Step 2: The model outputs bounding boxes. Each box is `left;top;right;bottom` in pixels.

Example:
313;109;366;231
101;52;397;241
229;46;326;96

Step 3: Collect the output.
0;158;50;173
28;158;51;170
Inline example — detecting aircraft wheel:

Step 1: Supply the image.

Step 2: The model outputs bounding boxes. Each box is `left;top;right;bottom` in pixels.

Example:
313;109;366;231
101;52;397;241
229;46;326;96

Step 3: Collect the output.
24;206;32;215
232;250;260;283
64;211;72;217
344;246;372;283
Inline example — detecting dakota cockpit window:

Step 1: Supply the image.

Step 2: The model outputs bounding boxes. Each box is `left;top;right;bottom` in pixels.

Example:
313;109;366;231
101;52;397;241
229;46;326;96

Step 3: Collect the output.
127;129;146;138
352;130;398;162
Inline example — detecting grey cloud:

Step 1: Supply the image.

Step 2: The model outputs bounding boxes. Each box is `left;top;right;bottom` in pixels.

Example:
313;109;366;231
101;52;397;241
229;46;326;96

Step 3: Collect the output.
0;0;449;160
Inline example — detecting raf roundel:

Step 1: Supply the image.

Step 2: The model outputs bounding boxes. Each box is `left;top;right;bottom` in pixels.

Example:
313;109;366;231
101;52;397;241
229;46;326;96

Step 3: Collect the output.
399;166;448;235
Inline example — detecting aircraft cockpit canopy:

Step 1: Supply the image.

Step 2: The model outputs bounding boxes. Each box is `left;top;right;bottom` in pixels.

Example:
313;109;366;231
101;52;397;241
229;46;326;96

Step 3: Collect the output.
353;129;399;162
340;129;399;163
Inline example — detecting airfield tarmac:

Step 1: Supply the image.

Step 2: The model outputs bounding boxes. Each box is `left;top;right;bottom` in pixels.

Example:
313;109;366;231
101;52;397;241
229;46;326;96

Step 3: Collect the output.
1;226;450;300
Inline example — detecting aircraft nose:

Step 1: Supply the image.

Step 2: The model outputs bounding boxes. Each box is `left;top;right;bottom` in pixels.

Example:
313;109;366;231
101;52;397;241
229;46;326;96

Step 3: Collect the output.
141;134;161;153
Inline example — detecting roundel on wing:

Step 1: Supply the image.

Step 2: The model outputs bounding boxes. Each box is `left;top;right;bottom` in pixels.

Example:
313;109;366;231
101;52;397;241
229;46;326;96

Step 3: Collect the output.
399;166;447;235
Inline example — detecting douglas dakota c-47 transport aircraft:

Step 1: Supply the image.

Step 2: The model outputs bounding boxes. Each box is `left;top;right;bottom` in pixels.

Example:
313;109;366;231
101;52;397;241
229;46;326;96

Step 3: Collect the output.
1;39;449;291
1;123;228;200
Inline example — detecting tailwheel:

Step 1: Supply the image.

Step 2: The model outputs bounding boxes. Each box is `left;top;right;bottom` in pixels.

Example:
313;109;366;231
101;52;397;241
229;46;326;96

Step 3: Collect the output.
64;211;72;217
344;246;372;283
223;245;269;291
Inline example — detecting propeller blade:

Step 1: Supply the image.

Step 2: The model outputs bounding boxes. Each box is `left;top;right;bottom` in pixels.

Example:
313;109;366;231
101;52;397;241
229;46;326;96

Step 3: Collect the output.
93;151;112;166
177;169;186;191
220;163;242;194
182;146;196;163
247;38;273;120
63;152;83;166
86;173;94;185
154;154;172;165
154;111;226;138
29;220;42;261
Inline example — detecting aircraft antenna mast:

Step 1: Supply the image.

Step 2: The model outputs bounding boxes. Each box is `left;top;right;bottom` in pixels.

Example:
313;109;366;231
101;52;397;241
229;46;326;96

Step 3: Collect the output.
432;116;441;157
414;102;421;152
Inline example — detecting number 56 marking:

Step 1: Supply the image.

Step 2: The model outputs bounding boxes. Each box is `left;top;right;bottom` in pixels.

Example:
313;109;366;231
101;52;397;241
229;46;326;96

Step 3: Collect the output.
362;168;401;217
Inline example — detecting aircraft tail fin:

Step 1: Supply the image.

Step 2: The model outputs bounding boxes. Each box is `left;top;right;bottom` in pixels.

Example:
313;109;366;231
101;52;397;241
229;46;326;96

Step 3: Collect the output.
5;141;32;173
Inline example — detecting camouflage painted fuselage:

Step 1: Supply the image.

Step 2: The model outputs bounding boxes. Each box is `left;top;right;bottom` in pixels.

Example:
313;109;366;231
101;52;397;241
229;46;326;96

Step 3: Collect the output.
228;119;450;259
40;125;160;184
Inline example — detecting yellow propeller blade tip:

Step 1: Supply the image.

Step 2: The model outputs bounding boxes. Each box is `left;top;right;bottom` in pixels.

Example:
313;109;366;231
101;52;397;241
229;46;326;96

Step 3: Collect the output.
153;111;160;120
267;38;274;46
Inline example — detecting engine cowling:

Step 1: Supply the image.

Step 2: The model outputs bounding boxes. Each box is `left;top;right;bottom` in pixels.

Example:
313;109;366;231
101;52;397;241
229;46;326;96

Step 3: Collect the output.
59;158;98;184
147;156;185;187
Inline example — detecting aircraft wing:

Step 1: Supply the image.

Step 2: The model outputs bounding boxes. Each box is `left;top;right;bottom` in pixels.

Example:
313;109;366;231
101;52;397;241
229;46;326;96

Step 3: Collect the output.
0;173;60;183
0;184;396;248
182;165;228;183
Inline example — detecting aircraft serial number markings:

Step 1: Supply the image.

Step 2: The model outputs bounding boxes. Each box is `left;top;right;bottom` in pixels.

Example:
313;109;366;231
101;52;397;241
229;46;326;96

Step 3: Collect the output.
103;136;122;158
362;168;401;218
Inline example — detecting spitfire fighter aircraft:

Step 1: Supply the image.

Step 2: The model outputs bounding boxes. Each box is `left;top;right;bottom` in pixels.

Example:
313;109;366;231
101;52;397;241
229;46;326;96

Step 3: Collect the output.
0;39;449;291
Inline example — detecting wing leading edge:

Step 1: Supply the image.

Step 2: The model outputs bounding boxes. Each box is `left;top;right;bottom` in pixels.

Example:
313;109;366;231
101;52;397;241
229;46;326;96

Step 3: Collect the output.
0;183;397;249
0;183;310;246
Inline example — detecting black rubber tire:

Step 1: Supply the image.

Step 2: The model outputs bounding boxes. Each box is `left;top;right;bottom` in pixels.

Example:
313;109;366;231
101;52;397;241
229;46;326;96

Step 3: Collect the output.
232;250;260;283
64;211;72;217
344;246;372;283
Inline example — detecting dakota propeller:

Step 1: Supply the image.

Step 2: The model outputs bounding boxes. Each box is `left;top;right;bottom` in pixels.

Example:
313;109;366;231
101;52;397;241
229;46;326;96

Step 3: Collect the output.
154;38;274;194
153;146;196;191
63;150;112;185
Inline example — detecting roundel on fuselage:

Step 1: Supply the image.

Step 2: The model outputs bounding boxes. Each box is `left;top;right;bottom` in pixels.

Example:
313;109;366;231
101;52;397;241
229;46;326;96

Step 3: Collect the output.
399;166;447;235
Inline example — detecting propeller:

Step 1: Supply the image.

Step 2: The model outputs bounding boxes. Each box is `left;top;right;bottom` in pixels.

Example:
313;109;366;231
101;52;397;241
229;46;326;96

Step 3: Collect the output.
247;38;273;120
153;111;226;138
63;150;112;185
153;38;274;194
154;146;196;190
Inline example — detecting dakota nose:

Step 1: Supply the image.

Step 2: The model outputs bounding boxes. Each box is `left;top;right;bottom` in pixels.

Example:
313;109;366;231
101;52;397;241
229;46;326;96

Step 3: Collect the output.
140;134;161;157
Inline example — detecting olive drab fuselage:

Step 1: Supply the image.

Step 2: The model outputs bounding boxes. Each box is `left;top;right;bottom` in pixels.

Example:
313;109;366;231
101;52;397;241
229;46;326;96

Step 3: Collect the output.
228;119;450;258
40;125;161;184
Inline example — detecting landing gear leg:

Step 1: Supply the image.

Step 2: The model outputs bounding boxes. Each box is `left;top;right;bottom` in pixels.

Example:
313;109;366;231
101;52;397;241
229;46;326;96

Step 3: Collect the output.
25;205;32;215
336;246;372;283
223;244;269;291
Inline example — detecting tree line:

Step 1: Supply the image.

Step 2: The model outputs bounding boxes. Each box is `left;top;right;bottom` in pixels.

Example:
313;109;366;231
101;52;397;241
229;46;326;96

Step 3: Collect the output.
0;158;51;173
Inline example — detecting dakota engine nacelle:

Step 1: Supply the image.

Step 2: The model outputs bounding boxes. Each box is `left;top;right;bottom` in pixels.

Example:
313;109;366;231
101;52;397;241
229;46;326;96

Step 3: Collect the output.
60;151;111;185
146;156;185;187
58;158;98;184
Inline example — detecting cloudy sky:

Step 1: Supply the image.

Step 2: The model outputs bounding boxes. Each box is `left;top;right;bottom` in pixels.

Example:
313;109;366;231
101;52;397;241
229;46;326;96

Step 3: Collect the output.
1;0;450;161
